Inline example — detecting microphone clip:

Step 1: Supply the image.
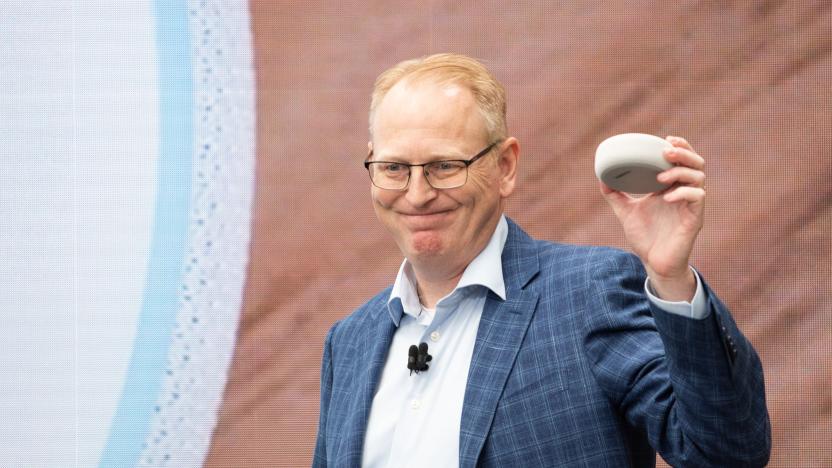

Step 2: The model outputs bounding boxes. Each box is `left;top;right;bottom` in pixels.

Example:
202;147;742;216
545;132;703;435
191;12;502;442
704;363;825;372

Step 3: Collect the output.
407;342;432;375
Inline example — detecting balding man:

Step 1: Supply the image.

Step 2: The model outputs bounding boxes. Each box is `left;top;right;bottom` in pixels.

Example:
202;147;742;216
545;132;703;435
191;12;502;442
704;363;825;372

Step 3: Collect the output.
314;54;770;467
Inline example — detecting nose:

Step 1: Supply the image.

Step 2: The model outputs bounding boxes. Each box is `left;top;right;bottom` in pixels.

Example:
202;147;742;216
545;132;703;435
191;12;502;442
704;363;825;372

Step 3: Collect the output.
405;166;438;207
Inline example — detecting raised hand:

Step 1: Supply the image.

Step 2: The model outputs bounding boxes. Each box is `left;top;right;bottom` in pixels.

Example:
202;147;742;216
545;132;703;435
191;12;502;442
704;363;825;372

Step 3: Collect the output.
600;136;705;301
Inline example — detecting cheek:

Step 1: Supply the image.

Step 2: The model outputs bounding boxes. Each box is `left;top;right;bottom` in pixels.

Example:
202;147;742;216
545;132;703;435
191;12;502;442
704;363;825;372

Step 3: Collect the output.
371;188;396;210
461;170;499;207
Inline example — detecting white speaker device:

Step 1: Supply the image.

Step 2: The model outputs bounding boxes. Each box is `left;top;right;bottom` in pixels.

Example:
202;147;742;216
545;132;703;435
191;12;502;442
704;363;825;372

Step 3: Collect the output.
595;133;673;194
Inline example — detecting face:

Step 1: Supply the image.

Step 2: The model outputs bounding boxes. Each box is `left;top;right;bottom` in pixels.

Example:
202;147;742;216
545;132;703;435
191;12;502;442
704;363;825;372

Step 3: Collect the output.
369;79;518;274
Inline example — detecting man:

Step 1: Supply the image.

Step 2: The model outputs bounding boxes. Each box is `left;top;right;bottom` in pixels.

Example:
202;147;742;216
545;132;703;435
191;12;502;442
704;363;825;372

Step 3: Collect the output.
314;53;770;467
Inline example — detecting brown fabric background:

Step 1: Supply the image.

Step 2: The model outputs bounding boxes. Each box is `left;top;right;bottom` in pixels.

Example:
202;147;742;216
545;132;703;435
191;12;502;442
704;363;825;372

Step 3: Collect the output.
205;1;832;466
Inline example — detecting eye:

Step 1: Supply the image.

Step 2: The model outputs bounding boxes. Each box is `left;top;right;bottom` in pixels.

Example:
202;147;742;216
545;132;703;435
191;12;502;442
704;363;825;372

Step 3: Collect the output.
431;161;464;172
381;162;406;173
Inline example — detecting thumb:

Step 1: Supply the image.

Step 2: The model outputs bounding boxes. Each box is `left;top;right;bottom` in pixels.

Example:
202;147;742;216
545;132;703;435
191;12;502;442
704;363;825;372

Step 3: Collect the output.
599;180;629;206
599;180;633;220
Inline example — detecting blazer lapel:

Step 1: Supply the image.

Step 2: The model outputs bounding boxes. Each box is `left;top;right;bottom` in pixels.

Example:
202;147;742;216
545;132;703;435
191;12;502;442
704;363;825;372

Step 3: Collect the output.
458;219;541;467
337;299;397;467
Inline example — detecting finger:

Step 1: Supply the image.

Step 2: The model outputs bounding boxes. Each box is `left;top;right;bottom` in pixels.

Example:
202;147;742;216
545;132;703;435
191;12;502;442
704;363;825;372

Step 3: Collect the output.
599;180;615;195
599;180;627;198
657;166;705;187
666;135;695;152
598;181;630;211
662;185;706;204
663;146;705;170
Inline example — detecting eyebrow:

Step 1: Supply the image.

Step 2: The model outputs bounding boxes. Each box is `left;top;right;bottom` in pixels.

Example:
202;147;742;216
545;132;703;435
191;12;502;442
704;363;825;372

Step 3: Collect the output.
370;150;469;162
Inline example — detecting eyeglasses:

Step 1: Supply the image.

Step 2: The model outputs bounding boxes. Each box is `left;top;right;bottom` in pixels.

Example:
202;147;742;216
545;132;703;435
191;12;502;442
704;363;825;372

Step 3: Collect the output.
364;142;499;190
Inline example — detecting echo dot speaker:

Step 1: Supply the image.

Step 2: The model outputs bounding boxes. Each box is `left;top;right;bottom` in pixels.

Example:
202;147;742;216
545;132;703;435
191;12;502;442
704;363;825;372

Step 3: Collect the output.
595;133;673;194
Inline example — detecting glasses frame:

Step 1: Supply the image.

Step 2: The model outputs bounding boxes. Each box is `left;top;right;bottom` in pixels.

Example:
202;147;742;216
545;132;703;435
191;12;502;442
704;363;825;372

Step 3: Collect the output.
364;141;499;191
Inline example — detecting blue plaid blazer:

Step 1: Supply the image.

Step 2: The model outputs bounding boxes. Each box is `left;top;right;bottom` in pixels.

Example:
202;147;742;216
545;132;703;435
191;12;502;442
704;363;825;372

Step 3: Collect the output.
314;219;771;467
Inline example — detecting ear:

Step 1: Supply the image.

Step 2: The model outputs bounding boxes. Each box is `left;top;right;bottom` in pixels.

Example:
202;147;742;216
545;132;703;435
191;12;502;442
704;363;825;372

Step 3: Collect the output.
496;137;520;198
367;141;373;159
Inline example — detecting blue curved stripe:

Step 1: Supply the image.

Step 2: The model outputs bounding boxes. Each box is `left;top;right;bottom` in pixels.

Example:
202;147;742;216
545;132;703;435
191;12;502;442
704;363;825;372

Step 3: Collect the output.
98;1;192;467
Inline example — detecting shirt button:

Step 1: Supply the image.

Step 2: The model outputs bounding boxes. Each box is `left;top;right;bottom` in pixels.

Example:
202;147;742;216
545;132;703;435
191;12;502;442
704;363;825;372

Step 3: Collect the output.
411;399;421;410
430;331;440;342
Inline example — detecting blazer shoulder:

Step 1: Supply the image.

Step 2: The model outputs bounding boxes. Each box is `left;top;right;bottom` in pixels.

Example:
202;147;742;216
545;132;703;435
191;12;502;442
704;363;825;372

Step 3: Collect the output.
327;285;393;343
503;218;644;287
532;239;644;277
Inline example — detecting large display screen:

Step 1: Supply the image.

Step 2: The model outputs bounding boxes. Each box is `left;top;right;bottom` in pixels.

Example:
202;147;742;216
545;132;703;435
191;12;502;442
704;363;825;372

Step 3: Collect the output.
1;1;829;466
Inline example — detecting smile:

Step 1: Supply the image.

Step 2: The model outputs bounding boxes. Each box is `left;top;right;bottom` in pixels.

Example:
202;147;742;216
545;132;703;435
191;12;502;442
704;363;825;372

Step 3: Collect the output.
398;210;454;229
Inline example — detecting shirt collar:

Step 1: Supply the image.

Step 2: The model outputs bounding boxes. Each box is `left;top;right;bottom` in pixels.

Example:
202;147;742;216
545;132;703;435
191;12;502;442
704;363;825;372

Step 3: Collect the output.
387;215;509;326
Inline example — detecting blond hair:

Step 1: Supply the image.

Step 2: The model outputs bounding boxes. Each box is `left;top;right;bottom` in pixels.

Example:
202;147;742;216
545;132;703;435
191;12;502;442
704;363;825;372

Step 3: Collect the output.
368;53;507;142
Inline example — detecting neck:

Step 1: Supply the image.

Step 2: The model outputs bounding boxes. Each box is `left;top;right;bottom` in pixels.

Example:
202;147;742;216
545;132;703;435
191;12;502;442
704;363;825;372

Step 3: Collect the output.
411;268;464;309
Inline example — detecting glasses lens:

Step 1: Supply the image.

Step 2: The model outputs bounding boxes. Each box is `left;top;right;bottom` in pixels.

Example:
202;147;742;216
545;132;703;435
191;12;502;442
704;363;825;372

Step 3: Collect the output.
425;160;467;189
369;162;409;189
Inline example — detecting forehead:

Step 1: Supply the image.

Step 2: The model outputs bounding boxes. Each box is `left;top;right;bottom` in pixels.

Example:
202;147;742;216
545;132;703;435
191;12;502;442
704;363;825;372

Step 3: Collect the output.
371;79;489;153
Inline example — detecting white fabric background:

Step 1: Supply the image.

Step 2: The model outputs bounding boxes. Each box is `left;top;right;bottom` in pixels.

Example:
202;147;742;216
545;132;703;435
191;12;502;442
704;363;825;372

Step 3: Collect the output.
0;1;255;467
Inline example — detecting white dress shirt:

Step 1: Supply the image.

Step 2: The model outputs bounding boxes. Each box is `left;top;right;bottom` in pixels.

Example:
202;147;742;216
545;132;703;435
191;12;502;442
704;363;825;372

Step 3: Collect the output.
362;216;706;467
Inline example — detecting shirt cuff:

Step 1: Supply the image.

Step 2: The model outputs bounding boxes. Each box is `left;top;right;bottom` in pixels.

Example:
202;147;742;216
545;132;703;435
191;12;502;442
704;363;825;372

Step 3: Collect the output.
644;267;709;319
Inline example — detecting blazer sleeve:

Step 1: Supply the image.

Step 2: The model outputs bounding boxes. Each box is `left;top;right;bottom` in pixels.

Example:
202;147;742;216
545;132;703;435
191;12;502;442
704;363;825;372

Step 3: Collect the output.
313;324;337;467
582;250;771;467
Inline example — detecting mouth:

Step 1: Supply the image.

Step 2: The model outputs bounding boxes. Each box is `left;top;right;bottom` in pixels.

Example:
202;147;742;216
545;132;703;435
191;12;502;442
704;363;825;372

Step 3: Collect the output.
397;210;454;229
